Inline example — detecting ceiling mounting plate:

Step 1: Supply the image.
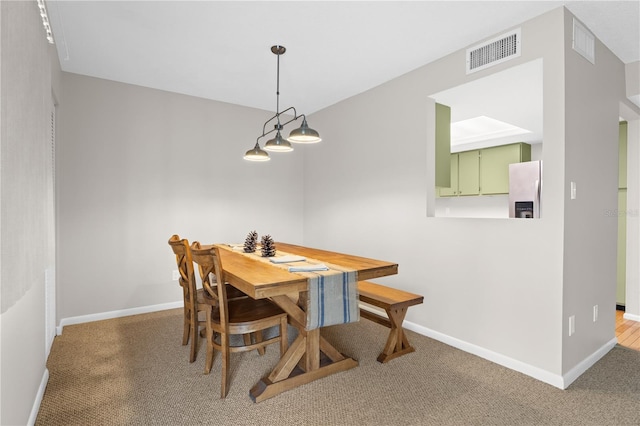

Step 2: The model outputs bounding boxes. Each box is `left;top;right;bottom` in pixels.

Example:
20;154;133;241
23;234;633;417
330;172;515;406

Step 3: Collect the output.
271;45;286;55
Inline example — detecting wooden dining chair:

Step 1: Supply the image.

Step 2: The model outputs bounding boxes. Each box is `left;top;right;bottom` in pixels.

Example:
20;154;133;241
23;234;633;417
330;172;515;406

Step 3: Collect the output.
167;234;247;363
190;241;288;398
168;235;204;363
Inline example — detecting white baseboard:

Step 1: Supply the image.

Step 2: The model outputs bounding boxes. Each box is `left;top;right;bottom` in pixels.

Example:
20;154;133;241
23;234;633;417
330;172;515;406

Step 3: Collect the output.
54;302;619;392
623;312;640;322
402;320;617;390
28;368;49;426
57;301;182;335
561;337;618;388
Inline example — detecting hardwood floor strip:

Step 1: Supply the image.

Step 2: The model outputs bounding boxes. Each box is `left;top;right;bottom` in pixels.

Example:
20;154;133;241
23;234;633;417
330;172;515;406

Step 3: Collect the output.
616;310;640;351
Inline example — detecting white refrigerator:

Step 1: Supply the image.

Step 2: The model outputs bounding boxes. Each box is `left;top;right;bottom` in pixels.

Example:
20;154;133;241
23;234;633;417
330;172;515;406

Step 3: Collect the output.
508;160;542;218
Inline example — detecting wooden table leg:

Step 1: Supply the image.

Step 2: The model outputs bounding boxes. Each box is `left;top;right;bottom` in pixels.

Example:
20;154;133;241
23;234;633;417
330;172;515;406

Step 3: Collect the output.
249;295;358;403
377;307;415;363
304;328;320;371
250;355;358;402
267;334;307;382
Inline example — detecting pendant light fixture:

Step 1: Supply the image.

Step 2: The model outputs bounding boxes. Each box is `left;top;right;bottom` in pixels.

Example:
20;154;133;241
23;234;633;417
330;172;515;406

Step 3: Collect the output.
244;45;322;162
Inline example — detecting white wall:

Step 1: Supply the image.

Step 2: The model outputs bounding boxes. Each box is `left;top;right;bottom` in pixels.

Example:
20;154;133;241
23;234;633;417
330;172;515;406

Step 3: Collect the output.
0;1;61;424
57;74;306;320
304;8;567;379
626;118;640;319
561;12;628;373
303;6;633;383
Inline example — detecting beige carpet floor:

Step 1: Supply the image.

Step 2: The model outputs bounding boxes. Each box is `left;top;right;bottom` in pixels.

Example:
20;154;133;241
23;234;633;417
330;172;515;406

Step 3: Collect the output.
36;308;640;425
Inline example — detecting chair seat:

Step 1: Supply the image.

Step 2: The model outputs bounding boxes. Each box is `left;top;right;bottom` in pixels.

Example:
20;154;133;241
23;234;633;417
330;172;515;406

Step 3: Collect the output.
210;274;248;300
229;298;286;324
212;298;286;326
226;285;249;301
200;284;247;304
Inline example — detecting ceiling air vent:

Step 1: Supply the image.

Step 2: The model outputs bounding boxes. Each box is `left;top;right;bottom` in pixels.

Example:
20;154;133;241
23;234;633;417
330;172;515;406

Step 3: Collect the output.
572;18;595;64
466;28;521;74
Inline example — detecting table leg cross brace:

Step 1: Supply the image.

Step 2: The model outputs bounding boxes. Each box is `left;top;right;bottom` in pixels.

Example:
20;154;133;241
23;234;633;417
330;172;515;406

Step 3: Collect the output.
378;307;415;363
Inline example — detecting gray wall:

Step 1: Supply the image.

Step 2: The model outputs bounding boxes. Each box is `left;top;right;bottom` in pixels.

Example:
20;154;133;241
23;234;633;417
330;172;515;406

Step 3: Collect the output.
304;7;565;377
303;6;629;382
0;1;61;424
57;74;305;320
561;10;627;372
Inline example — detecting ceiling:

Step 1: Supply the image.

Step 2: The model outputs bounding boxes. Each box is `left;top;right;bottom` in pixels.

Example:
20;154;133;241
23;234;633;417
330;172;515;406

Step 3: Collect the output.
433;59;543;150
46;1;639;115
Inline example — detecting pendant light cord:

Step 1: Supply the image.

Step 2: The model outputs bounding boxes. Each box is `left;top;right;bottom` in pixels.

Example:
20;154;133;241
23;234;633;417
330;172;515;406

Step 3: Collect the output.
276;51;281;126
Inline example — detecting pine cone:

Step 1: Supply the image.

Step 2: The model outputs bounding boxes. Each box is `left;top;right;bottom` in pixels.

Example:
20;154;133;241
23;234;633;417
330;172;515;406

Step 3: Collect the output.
243;230;258;253
261;234;276;257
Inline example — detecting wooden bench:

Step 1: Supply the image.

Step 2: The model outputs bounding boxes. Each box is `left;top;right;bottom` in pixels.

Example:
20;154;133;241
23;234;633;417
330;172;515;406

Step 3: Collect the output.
357;281;424;363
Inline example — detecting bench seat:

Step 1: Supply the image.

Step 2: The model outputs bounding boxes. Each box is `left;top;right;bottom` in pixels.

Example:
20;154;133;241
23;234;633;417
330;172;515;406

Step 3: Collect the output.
357;280;424;363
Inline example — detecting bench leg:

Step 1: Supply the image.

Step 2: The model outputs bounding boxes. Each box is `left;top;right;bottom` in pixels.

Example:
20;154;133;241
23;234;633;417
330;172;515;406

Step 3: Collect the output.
377;307;415;363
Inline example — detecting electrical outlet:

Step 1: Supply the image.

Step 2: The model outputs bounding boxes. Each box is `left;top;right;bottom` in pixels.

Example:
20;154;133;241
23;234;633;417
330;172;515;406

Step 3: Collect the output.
172;270;180;281
570;182;577;199
593;305;598;322
569;315;575;336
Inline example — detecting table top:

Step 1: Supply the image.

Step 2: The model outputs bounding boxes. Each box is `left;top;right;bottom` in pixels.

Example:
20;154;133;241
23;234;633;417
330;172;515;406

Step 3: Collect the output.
216;242;398;299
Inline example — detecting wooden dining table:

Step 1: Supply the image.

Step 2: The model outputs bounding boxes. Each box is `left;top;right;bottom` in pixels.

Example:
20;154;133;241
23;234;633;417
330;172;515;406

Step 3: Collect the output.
215;242;398;402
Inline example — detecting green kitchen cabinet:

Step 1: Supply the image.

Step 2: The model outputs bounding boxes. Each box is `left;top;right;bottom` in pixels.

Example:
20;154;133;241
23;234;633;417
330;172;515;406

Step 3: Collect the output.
438;153;458;196
438;142;531;197
437;151;480;196
435;103;451;188
480;143;531;195
458;150;480;195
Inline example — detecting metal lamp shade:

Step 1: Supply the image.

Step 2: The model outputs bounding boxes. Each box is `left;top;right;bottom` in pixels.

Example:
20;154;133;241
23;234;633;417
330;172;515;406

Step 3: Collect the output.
264;131;293;152
288;118;321;143
244;143;270;161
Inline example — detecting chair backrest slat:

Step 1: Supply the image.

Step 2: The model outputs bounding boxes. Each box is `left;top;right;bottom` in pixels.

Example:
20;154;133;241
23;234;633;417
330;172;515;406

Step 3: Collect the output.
190;242;228;329
168;234;197;309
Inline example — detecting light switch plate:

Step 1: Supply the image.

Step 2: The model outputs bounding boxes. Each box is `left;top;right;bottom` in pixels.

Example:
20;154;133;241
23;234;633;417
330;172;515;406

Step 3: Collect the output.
569;315;575;336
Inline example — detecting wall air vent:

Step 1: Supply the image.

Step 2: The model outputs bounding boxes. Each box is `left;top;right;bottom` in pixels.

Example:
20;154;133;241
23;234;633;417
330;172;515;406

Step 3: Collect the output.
572;18;595;64
466;28;521;74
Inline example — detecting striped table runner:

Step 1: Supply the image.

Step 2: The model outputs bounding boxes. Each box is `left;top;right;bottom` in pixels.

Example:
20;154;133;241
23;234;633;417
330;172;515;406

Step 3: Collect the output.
223;245;359;330
305;267;358;329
